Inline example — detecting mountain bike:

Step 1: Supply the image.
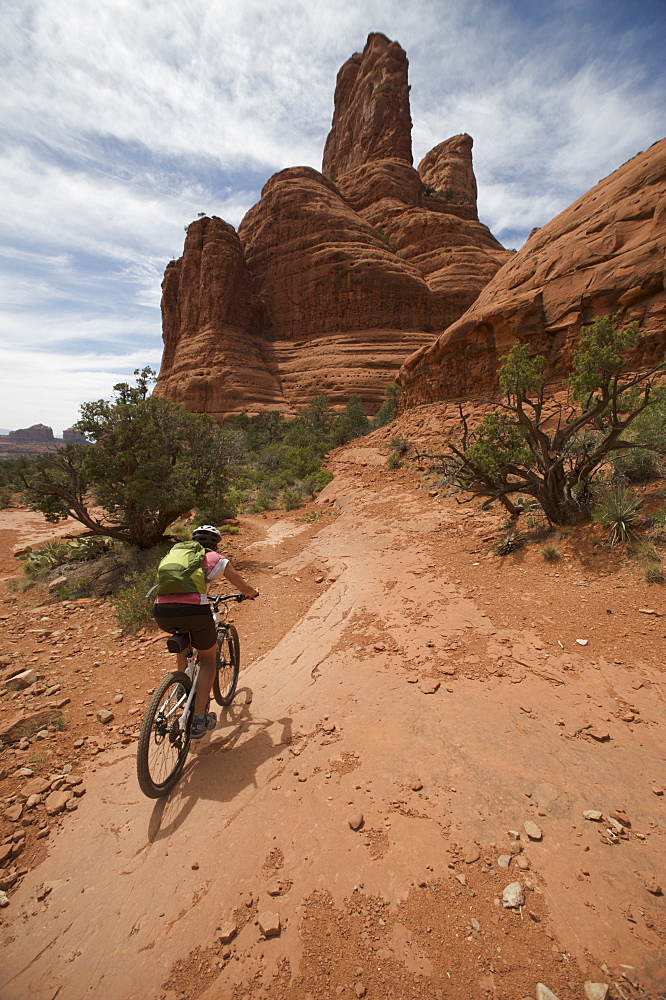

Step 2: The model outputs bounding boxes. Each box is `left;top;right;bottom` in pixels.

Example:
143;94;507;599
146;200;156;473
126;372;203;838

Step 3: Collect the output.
136;594;245;798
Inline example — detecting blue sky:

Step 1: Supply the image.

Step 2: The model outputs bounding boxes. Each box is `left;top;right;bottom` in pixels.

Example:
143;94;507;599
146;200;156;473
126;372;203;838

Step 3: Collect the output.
1;0;664;433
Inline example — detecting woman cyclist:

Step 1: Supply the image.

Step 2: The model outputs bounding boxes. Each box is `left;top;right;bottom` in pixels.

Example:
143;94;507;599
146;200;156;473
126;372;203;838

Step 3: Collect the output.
153;525;258;738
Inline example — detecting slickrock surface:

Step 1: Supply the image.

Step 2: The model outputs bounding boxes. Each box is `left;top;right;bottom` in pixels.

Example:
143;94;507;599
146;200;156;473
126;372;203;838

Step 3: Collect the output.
155;35;509;419
322;32;413;179
1;441;665;998
400;136;666;408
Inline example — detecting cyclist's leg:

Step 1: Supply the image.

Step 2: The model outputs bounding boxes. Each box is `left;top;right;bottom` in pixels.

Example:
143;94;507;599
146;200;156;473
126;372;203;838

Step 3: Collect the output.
193;644;217;714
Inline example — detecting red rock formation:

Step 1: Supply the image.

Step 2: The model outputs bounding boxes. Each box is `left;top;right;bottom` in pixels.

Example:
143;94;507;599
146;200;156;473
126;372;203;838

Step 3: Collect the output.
156;37;510;418
155;217;287;419
322;33;412;179
8;424;54;442
418;134;479;221
400;138;666;408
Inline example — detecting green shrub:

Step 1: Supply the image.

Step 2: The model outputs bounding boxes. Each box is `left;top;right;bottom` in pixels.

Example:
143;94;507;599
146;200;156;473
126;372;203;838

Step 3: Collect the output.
281;487;304;510
0;486;12;509
613;448;661;482
634;540;664;583
108;564;158;633
592;486;643;546
387;452;402;470
390;436;410;455
494;532;525;556
540;543;560;561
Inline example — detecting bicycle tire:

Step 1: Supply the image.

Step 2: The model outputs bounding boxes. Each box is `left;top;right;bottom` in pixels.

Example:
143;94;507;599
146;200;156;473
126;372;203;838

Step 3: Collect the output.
213;623;240;706
137;671;192;798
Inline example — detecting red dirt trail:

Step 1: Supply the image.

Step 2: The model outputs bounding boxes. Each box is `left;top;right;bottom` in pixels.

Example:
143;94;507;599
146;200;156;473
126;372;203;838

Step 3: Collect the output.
0;444;664;1000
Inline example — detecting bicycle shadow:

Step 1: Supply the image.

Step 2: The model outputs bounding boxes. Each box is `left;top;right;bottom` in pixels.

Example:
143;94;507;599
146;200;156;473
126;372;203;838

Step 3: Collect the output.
147;686;292;841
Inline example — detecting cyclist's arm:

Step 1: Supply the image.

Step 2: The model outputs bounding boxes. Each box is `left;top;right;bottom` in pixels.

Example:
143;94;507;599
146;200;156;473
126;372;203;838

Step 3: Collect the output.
223;561;258;599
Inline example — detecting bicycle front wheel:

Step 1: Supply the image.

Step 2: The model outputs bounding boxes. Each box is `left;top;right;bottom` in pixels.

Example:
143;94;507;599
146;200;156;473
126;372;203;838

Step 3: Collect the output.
137;671;192;798
213;624;240;706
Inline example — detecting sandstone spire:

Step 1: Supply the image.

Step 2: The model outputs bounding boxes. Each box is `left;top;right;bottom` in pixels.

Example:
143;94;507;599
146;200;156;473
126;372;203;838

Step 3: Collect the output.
322;32;412;179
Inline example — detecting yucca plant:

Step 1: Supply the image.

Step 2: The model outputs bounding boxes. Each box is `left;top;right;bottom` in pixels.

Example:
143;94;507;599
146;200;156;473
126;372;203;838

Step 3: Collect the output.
592;486;643;547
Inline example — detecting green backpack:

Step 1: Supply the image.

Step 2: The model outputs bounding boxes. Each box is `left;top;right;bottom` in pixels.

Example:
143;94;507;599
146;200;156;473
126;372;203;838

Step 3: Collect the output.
155;541;207;596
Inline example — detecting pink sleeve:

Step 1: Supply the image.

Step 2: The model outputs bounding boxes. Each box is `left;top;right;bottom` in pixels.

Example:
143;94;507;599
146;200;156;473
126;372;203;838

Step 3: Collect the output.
203;551;228;581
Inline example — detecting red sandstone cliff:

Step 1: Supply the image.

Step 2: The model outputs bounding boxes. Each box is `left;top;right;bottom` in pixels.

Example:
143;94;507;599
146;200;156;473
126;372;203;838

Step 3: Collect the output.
155;34;509;418
399;138;666;408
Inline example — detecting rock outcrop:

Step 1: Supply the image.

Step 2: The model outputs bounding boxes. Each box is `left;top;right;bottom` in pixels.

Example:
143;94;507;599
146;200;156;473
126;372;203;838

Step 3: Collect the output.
8;424;54;442
400;138;666;408
322;32;412;179
155;34;509;418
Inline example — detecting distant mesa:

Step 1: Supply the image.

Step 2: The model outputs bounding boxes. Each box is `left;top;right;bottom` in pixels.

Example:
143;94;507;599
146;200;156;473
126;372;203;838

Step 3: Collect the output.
155;34;665;424
0;424;87;458
8;423;54;443
155;32;510;421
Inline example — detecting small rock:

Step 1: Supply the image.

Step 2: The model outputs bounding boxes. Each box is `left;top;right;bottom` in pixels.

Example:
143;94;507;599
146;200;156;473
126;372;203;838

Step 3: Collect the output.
26;794;41;809
96;709;114;724
355;985;366;999
524;821;542;840
645;876;662;895
516;856;530;871
575;639;588;646
48;575;68;592
113;693;124;704
454;873;466;885
4;804;23;823
509;841;522;856
651;786;664;796
315;576;324;584
410;779;423;792
502;882;524;908
257;910;281;938
507;830;520;840
419;679;440;695
464;844;480;864
218;920;237;944
348;812;364;831
0;890;9;908
266;883;281;896
619;966;638;987
536;985;560;1000
497;855;512;869
610;809;630;828
44;791;71;816
583;810;603;821
584;983;609;1000
587;729;610;742
470;917;480;931
3;668;37;691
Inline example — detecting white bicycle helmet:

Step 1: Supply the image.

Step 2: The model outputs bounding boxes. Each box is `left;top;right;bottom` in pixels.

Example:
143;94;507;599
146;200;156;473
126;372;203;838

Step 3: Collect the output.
191;524;222;549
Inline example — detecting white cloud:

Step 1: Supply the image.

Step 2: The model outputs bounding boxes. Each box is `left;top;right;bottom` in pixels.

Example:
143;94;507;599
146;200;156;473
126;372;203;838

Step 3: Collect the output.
0;0;664;430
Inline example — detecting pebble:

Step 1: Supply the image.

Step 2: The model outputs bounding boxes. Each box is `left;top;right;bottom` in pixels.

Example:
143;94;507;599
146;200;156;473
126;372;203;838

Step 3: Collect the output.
0;890;9;908
419;679;440;694
575;639;588;646
464;844;480;864
96;709;114;724
4;804;23;823
619;966;638;987
114;694;124;704
584;983;609;1000
348;813;364;831
524;821;542;840
502;882;524;908
516;857;530;871
44;790;71;816
218;920;237;944
497;855;512;869
645;876;662;895
257;911;281;938
536;985;560;1000
355;985;366;998
583;810;603;821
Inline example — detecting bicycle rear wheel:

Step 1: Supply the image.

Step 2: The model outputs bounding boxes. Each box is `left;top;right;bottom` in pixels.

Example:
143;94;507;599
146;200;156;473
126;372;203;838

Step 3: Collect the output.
213;624;240;706
137;671;192;798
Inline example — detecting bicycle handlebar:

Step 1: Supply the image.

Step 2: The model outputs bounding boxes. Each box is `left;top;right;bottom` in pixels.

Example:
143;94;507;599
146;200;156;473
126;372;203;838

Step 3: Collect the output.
208;592;258;607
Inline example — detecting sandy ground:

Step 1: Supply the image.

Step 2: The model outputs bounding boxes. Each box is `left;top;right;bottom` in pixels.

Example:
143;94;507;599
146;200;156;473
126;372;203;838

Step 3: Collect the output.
0;446;665;1000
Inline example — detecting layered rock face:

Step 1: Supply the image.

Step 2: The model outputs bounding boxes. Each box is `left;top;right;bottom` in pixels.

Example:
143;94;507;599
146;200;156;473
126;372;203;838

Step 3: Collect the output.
400;138;666;408
8;424;54;442
322;32;412;178
156;34;509;418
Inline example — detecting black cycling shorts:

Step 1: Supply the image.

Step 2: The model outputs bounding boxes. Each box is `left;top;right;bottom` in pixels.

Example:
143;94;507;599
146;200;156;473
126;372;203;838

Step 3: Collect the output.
153;603;217;651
